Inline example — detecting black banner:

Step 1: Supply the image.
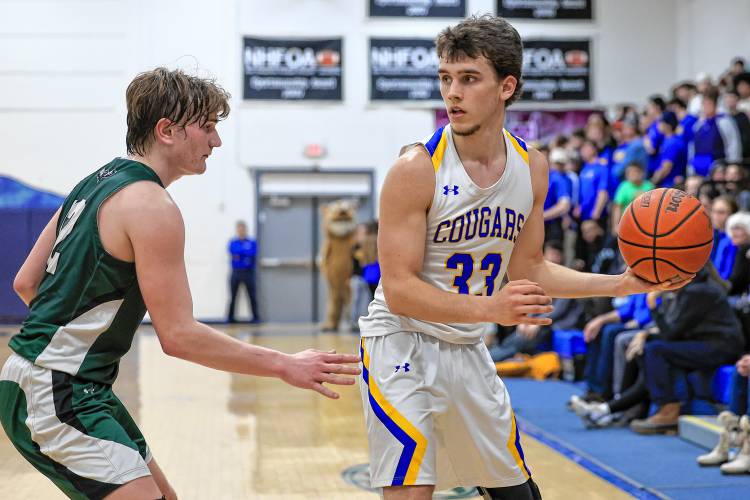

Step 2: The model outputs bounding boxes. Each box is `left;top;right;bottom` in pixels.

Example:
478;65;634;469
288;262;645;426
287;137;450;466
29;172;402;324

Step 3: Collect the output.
521;40;590;101
370;38;440;101
369;0;465;17
498;0;592;20
242;37;342;100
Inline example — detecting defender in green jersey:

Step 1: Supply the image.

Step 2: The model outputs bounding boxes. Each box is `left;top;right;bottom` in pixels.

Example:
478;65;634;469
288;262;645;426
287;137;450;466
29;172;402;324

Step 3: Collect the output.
1;68;360;500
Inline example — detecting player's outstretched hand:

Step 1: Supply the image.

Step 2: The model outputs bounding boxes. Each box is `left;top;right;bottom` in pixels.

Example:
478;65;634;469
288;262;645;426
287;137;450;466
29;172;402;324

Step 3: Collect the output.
616;267;694;296
280;349;361;399
489;279;553;326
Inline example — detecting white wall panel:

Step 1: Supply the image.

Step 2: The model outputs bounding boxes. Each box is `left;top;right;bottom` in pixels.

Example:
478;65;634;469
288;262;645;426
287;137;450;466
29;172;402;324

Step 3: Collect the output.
0;1;126;35
0;38;126;73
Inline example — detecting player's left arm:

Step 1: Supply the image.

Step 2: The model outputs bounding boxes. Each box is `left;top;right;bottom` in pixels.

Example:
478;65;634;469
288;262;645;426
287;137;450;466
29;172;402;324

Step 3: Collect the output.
507;149;685;298
13;207;61;305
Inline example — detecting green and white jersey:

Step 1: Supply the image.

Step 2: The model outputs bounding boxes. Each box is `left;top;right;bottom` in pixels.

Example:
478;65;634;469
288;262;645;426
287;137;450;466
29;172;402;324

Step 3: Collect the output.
9;158;163;385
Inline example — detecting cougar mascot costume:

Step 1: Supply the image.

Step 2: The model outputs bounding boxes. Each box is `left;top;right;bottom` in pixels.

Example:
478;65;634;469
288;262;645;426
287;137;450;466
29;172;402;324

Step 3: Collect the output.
320;200;357;331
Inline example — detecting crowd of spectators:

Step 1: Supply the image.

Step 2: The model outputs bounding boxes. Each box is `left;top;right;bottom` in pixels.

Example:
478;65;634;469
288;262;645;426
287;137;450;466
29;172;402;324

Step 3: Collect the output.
485;57;750;473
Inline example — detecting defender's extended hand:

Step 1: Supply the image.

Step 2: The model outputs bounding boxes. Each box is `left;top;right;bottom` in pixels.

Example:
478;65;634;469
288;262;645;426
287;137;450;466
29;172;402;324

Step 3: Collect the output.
280;349;361;399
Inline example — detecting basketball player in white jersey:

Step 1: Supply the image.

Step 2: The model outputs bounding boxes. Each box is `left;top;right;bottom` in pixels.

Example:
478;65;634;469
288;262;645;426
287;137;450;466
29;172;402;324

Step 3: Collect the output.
358;15;687;500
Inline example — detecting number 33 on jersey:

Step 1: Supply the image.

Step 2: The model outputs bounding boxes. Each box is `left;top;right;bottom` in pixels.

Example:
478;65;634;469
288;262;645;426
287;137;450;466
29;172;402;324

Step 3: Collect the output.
361;125;533;342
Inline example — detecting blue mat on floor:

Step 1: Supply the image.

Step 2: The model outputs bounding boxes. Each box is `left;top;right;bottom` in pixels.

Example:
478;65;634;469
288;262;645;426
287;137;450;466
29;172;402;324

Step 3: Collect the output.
504;379;750;500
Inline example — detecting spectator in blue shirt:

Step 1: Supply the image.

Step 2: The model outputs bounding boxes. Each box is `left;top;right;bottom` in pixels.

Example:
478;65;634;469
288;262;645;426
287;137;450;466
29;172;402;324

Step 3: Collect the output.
575;140;609;222
643;95;667;175
227;220;260;323
690;87;743;177
544;148;572;243
668;97;698;145
610;115;648;189
652;111;688;187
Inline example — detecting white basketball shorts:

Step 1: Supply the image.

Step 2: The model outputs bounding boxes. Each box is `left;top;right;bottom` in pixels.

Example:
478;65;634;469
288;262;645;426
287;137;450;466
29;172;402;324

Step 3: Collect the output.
359;332;532;491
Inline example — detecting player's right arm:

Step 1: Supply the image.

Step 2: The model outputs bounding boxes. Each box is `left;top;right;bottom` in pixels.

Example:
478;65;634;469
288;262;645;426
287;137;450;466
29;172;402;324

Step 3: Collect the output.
120;182;359;399
378;148;552;326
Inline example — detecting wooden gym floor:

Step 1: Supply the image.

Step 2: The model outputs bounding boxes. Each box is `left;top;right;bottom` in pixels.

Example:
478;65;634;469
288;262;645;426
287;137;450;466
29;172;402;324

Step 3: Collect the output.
0;325;631;499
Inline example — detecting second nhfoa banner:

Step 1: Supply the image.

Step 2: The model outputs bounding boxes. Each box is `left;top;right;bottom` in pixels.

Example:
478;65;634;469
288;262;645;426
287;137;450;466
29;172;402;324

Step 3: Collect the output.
243;37;342;100
522;39;591;102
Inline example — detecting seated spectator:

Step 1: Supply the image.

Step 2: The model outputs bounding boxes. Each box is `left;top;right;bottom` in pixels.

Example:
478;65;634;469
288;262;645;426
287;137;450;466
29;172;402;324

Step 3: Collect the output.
690;87;742;177
724;163;750;210
684;174;704;198
697;354;750;474
574;220;618;273
572;325;656;428
711;195;739;279
611;162;654;233
630;264;744;435
544;149;572;243
488;241;583;362
698;178;721;213
651;111;688;187
726;212;750;296
576;293;651;403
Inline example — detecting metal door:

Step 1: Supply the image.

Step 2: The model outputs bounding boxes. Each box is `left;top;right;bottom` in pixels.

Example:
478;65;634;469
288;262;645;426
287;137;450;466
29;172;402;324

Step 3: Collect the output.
255;170;375;324
257;195;316;322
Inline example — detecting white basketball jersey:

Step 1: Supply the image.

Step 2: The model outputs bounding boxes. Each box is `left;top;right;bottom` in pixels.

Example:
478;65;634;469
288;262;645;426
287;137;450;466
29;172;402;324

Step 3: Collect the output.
360;124;534;344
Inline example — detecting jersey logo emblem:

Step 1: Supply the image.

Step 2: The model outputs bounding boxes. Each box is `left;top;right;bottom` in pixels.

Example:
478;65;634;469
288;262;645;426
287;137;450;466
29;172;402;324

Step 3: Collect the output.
443;185;459;196
96;167;117;182
394;363;410;373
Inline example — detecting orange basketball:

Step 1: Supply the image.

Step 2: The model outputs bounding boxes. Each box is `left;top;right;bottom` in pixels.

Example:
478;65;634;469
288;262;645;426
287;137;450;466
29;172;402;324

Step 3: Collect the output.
617;188;713;283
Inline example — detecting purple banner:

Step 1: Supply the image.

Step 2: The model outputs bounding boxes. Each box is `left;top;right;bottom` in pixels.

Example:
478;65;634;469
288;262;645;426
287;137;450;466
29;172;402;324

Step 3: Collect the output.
436;108;598;144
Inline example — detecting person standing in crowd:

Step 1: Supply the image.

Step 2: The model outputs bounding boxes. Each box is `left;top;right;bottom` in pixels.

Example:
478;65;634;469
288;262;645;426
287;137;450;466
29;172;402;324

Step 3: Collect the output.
734;72;750;115
575;139;609;224
227;220;260;324
689;73;714;116
724;90;750;161
651;111;688;187
668;97;698;145
691;87;742;177
350;223;370;332
643;95;667;176
610;115;648;189
544;148;572;243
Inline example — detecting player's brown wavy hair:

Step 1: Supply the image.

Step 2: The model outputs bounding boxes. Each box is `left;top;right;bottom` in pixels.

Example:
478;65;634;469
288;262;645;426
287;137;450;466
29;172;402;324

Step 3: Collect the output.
435;15;524;106
125;67;230;156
